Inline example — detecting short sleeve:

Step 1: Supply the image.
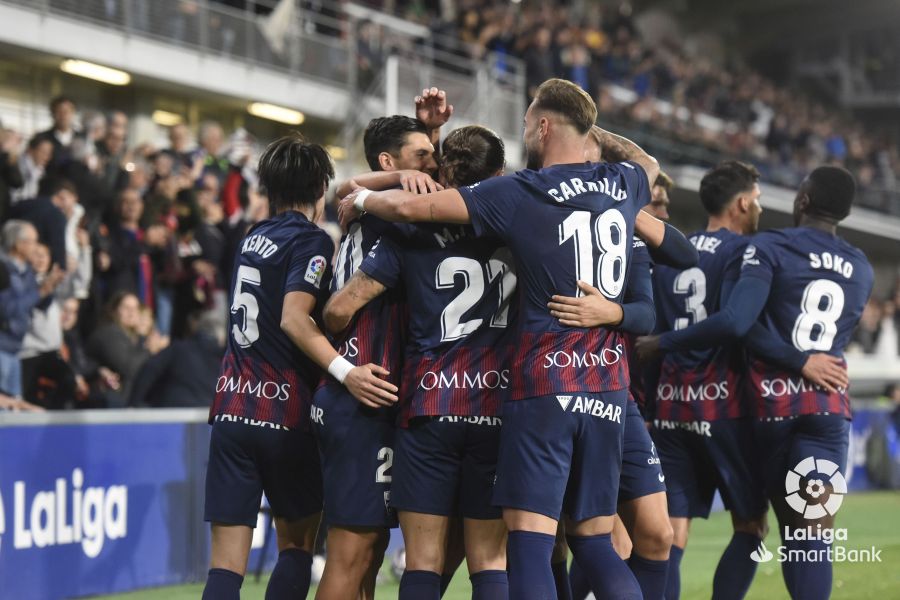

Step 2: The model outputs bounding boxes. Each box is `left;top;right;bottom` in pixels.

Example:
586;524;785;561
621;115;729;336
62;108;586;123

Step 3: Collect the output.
457;175;519;240
360;235;403;289
739;233;777;285
285;231;334;295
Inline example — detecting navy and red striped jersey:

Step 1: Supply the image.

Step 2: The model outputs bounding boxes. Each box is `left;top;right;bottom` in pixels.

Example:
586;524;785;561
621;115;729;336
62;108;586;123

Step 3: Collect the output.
360;225;515;426
739;227;873;419
458;162;649;400
210;211;333;430
323;215;410;388
624;238;652;416
653;229;748;421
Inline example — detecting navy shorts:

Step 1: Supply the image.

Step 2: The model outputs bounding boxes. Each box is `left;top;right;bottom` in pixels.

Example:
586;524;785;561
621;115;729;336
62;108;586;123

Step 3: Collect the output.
312;384;398;528
753;414;850;515
204;418;322;527
493;391;627;521
652;417;767;521
619;399;666;503
391;415;502;520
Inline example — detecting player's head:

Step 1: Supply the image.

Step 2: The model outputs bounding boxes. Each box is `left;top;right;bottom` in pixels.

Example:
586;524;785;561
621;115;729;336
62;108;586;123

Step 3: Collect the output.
439;126;505;188
524;78;597;170
794;166;856;226
699;160;762;234
257;132;334;216
646;171;674;221
363;116;435;175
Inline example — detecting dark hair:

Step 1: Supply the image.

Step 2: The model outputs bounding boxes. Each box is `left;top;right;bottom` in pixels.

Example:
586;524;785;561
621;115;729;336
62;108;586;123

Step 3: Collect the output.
441;126;505;188
49;95;75;112
106;290;139;324
532;79;597;134
698;160;760;216
257;132;335;212
28;135;52;151
805;166;856;221
38;177;78;198
363;116;428;171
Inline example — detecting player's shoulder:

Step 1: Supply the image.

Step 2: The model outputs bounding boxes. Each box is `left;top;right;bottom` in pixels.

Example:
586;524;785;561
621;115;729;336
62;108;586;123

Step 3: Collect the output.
748;228;789;249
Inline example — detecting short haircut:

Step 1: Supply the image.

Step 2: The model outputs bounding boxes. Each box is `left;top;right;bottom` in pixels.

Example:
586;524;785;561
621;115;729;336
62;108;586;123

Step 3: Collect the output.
28;135;52;151
532;78;597;134
698;160;760;216
654;170;674;191
38;177;78;198
1;220;34;253
441;126;505;188
363;116;428;171
805;166;856;221
49;95;75;112
257;132;334;212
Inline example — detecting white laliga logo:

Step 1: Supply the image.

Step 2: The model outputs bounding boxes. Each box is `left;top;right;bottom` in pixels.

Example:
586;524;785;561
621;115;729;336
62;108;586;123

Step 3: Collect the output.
785;456;847;519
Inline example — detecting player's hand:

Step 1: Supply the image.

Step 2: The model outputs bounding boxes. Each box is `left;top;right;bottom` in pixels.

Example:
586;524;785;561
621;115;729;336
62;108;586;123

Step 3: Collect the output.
635;335;662;363
415;88;454;130
801;353;849;393
548;281;623;328
339;182;364;228
399;170;443;194
344;363;399;408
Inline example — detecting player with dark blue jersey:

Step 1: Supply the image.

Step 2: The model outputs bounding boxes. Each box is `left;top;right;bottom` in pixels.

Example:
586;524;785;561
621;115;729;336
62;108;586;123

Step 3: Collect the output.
639;166;873;600
202;135;398;600
311;89;455;600
340;79;676;600
636;161;770;600
326;126;511;599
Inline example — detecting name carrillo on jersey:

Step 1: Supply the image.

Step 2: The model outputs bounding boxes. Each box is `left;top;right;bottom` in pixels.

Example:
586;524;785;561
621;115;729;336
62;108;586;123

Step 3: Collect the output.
546;176;629;203
0;469;127;559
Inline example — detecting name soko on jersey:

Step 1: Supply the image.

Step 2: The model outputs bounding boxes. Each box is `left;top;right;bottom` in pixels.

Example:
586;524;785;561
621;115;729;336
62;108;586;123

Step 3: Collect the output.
656;382;729;402
760;377;843;397
419;370;510;391
543;344;624;369
3;469;127;558
216;376;292;402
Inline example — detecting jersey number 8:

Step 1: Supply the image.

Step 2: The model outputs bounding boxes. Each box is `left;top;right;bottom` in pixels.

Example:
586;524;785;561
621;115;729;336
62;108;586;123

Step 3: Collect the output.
791;279;845;352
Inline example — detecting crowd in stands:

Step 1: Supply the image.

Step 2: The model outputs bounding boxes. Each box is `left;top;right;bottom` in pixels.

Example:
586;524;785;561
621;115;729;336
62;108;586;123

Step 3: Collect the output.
0;96;273;412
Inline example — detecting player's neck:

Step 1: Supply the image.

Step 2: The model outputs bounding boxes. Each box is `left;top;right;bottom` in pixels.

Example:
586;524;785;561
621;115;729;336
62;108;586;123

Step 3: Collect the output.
798;214;838;235
276;205;316;221
705;215;743;235
541;138;585;168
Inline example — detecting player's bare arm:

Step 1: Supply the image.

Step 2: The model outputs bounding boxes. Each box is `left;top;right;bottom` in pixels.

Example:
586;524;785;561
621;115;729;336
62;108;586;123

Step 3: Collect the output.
335;170;443;199
340;186;471;227
548;280;624;328
415;87;454;151
593;127;660;185
322;270;388;334
281;290;398;408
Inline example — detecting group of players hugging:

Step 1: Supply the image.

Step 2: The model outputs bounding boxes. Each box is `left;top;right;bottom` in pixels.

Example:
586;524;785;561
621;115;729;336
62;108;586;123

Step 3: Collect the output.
199;78;873;600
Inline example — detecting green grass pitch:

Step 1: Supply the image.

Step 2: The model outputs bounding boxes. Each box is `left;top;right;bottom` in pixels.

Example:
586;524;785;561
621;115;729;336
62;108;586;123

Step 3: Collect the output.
99;491;900;599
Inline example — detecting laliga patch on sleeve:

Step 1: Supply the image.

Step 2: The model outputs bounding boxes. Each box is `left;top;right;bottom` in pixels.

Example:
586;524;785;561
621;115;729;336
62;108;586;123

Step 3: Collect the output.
304;255;327;288
742;245;760;267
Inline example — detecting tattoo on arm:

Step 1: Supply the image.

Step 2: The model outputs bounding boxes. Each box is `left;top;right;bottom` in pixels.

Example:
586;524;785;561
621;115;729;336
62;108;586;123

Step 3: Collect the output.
596;129;649;163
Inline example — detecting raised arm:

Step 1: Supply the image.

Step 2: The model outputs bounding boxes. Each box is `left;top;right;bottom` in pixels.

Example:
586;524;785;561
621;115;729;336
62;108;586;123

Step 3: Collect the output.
416;87;453;153
323;270;388;334
341;187;470;226
592;127;660;186
335;169;442;199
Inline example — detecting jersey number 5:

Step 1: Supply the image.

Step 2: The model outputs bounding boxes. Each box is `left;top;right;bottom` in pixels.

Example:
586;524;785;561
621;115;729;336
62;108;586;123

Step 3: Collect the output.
231;265;261;348
559;209;627;298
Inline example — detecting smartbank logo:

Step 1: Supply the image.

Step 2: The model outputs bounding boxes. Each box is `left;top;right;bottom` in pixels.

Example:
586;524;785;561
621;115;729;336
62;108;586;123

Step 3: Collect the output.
656;382;729;402
0;469;127;559
555;395;623;423
543;344;624;370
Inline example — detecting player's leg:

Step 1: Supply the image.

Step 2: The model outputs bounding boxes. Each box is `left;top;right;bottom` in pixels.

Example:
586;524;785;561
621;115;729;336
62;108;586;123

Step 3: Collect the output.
552;523;575;600
392;418;463;600
464;518;508;599
202;421;268;600
441;518;466;596
311;387;397;599
260;429;324;600
494;395;574;599
360;529;390;600
707;418;770;600
564;389;641;600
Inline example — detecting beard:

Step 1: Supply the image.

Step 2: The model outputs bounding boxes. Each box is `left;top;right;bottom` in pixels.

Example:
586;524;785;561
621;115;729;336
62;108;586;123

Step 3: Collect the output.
525;146;543;170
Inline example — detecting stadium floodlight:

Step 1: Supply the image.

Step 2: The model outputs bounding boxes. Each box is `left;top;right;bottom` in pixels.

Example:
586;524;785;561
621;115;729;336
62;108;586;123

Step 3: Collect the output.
152;110;183;127
247;102;305;125
325;145;347;160
60;59;131;86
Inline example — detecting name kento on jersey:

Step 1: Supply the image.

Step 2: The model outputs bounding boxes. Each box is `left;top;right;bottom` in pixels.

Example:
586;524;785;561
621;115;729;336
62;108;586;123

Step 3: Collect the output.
546;176;628;203
809;252;855;279
241;234;280;258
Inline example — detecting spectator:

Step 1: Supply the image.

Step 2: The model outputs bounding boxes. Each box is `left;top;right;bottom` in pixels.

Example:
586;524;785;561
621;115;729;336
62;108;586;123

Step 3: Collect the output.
35;96;80;175
853;298;884;354
11;136;53;205
0;221;63;397
60;297;120;408
193;121;229;186
9;177;75;269
165;123;195;170
86;291;161;406
0;126;24;221
130;311;224;407
95;189;156;307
